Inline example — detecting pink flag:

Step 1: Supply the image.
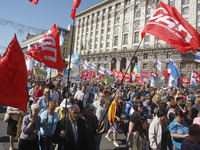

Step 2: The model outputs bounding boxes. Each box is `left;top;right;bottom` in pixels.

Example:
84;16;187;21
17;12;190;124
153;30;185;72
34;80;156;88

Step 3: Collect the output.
141;71;148;78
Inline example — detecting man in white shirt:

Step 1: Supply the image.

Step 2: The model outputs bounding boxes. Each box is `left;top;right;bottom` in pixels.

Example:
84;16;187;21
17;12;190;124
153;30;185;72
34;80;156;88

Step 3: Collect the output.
74;85;89;112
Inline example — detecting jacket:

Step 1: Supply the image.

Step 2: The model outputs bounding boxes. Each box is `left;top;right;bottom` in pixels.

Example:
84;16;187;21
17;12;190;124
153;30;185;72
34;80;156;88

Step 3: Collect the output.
149;116;162;149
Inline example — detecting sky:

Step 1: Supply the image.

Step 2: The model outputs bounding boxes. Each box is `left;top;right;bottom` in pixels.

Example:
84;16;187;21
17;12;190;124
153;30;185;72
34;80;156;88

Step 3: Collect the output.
0;0;103;55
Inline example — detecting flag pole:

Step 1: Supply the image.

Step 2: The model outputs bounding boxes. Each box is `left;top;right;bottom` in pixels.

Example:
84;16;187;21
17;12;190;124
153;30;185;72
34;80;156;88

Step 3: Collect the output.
98;39;143;129
65;20;75;118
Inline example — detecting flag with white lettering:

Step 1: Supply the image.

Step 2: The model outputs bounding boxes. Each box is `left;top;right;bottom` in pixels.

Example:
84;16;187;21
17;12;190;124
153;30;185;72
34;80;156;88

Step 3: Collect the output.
27;24;65;70
26;24;65;69
181;77;190;84
142;1;200;54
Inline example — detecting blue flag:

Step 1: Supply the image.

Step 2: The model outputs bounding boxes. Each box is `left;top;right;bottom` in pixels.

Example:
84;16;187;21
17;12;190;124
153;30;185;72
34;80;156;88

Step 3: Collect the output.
60;30;64;46
168;58;180;84
195;52;200;63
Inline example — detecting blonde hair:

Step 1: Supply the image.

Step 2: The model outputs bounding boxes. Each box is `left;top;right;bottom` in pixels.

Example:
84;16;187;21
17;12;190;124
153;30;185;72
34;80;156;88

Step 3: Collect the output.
152;94;160;103
43;88;50;94
195;97;200;105
98;92;105;99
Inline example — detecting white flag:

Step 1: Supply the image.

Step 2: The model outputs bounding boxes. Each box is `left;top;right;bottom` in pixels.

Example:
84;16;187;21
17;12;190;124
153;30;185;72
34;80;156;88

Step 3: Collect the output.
83;61;89;69
157;60;162;71
26;44;33;71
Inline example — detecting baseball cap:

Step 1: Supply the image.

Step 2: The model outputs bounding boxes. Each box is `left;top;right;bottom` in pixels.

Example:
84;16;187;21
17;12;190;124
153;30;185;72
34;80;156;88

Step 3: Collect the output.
85;103;95;109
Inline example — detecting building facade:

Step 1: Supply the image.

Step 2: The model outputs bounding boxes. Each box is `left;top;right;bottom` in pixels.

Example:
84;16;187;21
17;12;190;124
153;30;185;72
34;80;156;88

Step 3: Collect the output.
75;0;200;79
22;25;75;60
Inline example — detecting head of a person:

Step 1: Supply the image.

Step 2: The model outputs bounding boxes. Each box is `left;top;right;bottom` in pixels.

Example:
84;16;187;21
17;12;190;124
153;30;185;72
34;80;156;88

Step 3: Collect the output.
115;90;122;99
43;88;50;98
40;83;46;90
189;124;200;138
157;109;167;121
31;104;40;117
69;105;80;121
195;97;200;106
84;103;95;118
97;92;105;104
175;109;185;124
133;101;143;113
152;94;160;104
49;84;55;91
159;102;168;111
48;101;57;113
141;116;148;131
144;96;151;105
167;96;175;102
170;101;178;109
81;85;86;92
103;90;110;96
132;94;139;102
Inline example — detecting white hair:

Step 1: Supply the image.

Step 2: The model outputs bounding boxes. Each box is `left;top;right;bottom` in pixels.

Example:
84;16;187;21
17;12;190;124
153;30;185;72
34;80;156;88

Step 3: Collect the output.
68;104;80;112
31;104;40;111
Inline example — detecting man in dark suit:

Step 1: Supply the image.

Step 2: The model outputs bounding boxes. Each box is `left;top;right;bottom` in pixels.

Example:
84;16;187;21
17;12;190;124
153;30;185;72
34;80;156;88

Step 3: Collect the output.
53;105;88;150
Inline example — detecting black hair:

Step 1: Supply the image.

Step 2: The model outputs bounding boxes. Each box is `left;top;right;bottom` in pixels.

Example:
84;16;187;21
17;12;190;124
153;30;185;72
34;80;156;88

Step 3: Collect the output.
157;109;167;117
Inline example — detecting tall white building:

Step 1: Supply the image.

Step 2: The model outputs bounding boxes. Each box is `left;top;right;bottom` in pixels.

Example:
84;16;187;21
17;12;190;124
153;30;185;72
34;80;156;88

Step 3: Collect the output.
75;0;200;79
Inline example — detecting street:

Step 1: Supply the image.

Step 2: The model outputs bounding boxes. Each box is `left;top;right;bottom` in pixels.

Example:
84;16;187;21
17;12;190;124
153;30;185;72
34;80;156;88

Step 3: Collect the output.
0;104;128;150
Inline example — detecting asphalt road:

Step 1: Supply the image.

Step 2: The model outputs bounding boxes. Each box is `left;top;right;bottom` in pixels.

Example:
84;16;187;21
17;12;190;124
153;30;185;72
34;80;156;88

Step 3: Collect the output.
0;104;128;150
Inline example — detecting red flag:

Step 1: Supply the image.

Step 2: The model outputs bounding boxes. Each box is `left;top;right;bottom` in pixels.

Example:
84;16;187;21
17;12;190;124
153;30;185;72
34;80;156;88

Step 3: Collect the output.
163;69;170;77
196;74;200;82
142;2;200;54
29;0;39;5
181;77;190;84
193;71;199;78
117;72;124;81
0;35;28;112
27;24;65;70
71;0;81;20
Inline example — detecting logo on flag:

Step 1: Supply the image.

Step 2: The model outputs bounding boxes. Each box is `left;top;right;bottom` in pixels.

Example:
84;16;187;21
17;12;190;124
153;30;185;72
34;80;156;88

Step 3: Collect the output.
141;2;200;54
181;77;190;84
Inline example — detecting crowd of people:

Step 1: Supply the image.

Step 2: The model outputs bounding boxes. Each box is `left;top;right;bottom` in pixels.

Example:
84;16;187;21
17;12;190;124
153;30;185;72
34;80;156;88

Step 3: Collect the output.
5;76;200;150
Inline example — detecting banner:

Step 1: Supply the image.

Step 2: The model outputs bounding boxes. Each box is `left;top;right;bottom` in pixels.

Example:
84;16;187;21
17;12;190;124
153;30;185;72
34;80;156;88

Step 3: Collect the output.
150;75;164;87
117;72;124;81
141;71;148;78
104;76;116;85
46;67;58;79
33;67;47;78
137;78;146;86
62;68;81;83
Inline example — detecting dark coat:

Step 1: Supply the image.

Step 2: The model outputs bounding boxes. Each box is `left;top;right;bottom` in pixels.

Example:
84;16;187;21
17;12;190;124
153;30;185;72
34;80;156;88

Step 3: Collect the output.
53;117;88;150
